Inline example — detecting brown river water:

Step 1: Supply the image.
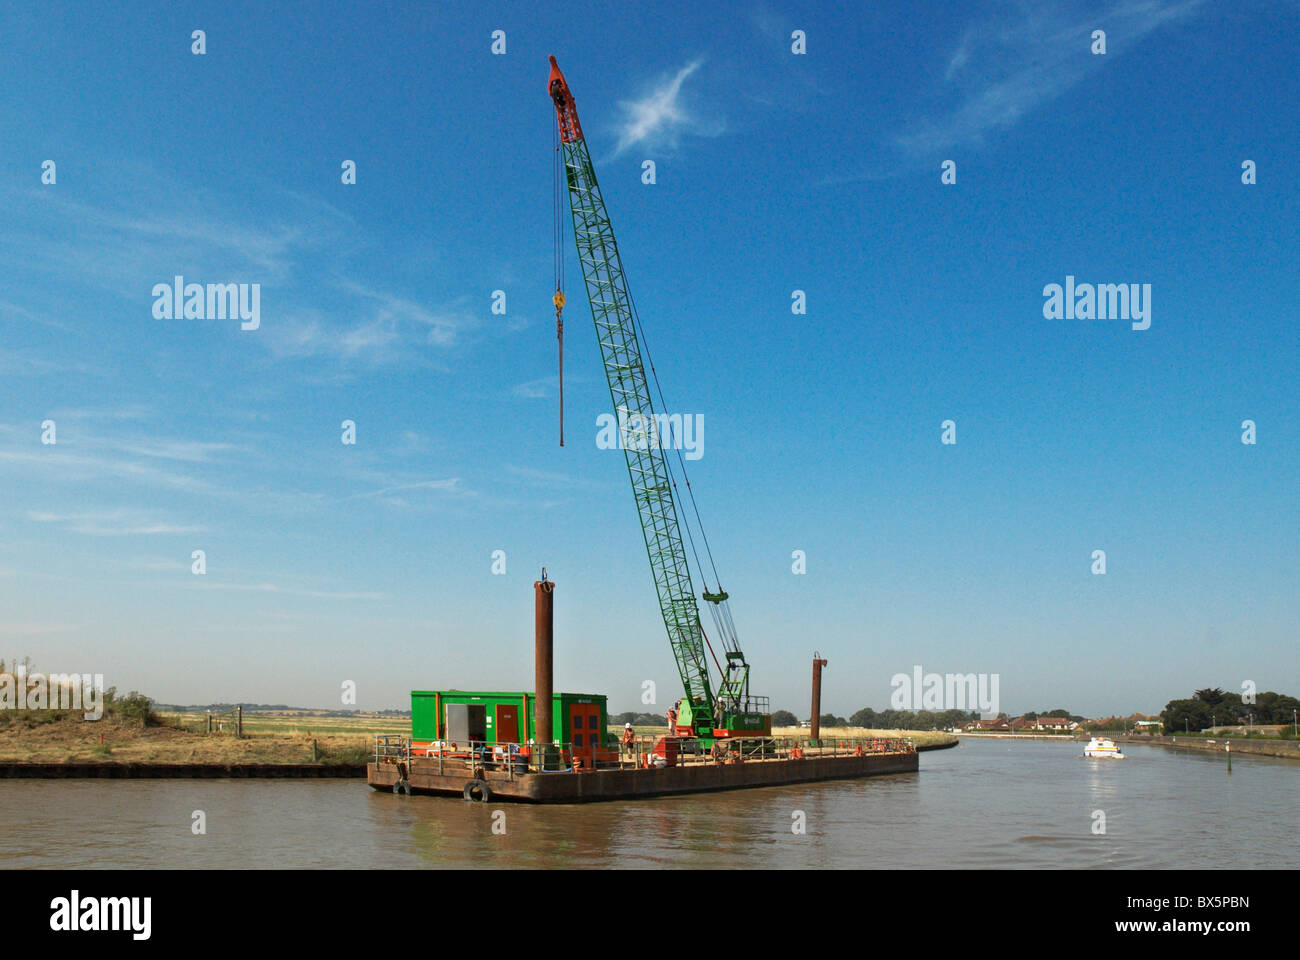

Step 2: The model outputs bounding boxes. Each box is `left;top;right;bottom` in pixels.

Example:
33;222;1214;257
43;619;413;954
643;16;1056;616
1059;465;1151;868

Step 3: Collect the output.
2;738;1294;868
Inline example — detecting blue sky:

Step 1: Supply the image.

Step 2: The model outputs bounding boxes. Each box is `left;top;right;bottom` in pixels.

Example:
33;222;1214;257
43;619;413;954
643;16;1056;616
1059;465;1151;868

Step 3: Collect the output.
1;0;1296;718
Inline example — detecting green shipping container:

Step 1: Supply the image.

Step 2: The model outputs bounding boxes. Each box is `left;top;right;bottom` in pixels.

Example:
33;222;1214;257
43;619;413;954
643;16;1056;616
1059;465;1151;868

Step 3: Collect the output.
411;690;608;748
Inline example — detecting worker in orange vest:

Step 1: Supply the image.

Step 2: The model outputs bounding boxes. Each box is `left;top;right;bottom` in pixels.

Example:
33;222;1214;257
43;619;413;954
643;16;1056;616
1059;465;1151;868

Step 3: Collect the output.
666;702;678;734
621;722;636;758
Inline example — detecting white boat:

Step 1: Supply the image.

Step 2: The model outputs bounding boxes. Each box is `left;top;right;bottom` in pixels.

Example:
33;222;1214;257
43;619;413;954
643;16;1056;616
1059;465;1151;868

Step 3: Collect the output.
1083;736;1125;759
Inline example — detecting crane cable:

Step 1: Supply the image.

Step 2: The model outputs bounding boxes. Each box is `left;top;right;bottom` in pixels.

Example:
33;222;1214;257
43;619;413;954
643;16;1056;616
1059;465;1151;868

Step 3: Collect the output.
623;282;741;657
626;284;723;591
553;123;566;446
553;124;740;690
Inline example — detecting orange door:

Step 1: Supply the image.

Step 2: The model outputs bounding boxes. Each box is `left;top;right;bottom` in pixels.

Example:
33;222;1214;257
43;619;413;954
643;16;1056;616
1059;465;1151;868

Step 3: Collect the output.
569;704;600;766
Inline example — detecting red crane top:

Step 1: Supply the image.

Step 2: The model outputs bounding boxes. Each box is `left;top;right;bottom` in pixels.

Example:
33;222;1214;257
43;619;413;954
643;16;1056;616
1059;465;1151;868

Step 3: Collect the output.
548;56;584;143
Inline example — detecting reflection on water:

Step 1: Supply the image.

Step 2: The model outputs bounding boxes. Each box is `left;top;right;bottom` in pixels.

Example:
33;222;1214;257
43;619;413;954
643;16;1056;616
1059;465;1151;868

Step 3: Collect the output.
2;738;1293;868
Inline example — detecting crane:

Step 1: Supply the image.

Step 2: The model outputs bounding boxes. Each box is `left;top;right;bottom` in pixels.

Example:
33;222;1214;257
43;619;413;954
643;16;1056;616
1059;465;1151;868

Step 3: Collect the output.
547;56;769;742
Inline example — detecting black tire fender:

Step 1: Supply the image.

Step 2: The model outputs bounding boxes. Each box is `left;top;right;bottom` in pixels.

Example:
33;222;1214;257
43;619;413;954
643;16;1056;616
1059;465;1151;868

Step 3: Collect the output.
463;779;492;803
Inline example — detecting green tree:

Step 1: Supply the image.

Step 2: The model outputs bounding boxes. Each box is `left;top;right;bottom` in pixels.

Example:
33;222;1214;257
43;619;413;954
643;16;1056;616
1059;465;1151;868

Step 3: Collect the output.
849;707;878;728
1162;698;1213;734
771;709;798;727
1194;687;1227;708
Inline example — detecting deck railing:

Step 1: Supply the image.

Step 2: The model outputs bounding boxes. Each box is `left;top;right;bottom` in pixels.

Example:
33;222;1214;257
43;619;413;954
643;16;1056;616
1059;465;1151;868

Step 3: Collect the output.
374;735;411;763
372;734;915;779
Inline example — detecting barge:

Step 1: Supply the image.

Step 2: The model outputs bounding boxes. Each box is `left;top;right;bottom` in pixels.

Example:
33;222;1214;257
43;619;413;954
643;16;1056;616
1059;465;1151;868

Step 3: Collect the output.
367;584;921;804
367;734;918;803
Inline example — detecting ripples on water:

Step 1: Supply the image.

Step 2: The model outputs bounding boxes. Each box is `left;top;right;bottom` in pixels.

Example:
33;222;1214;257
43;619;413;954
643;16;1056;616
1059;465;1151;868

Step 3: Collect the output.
2;738;1293;868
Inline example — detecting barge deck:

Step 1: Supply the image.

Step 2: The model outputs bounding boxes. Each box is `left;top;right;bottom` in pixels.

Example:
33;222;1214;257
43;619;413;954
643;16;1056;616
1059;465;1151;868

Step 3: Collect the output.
367;737;918;803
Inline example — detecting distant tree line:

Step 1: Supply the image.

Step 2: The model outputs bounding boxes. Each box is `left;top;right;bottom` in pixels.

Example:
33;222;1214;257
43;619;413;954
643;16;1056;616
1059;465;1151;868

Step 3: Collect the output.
1162;687;1300;734
768;707;983;730
611;711;668;727
1019;709;1084;721
152;703;413;716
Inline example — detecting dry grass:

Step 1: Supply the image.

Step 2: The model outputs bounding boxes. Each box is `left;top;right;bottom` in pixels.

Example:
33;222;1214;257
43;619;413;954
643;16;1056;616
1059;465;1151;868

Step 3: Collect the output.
0;711;392;765
166;711;408;738
770;726;956;747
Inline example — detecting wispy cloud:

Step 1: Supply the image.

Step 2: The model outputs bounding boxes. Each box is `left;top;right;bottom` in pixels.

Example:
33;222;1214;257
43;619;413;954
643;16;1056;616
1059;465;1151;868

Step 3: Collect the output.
340;282;474;349
263;286;477;363
944;29;976;82
113;440;237;463
505;464;602;492
896;0;1206;154
0;301;71;331
184;581;387;601
0;422;230;496
614;60;717;155
513;377;556;399
261;311;399;362
127;557;188;573
337;477;464;505
0;347;67;376
45;405;153;423
1;185;316;296
26;510;204;537
1;165;473;367
0;446;214;495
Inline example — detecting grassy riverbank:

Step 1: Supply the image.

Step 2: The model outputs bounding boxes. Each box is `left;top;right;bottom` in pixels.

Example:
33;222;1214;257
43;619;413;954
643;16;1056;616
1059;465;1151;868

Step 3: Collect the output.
1112;733;1300;761
0;710;386;765
0;712;956;767
770;726;957;748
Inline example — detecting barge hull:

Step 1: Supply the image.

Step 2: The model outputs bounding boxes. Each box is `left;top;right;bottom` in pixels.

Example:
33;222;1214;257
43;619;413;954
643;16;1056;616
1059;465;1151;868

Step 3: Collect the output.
368;751;917;803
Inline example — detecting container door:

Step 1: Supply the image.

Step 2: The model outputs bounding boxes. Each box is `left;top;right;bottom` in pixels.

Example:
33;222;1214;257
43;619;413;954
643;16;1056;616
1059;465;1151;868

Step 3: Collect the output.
496;705;519;745
569;704;600;766
467;705;487;745
445;703;469;745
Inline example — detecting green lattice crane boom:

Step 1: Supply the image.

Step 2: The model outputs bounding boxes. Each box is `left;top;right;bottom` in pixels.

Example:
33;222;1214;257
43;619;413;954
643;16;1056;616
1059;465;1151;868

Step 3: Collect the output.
547;56;769;739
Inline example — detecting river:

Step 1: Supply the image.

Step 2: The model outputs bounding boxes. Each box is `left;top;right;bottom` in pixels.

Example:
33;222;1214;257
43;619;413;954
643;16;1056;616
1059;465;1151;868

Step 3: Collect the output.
3;738;1293;868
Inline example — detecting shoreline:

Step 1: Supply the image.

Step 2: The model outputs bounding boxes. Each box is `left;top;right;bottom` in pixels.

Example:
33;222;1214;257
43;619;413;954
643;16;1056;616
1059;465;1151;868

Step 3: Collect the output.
1109;734;1300;761
916;738;959;751
0;737;960;779
0;762;366;779
958;731;1300;761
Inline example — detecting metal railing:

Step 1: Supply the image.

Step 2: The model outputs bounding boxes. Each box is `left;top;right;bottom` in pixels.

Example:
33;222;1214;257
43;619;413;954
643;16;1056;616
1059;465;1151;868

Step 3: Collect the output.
716;695;771;715
373;734;915;779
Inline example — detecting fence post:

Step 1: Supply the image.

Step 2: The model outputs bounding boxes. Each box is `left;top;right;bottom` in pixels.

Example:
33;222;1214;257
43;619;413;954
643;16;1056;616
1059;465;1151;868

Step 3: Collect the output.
236;705;243;738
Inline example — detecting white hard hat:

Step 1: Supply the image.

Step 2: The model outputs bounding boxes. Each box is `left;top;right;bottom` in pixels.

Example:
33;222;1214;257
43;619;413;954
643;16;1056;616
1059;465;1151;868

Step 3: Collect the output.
625;722;632;728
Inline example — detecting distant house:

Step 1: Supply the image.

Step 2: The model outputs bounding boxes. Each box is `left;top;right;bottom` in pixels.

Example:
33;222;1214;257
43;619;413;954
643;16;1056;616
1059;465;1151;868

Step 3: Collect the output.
963;719;1008;732
1036;717;1070;730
